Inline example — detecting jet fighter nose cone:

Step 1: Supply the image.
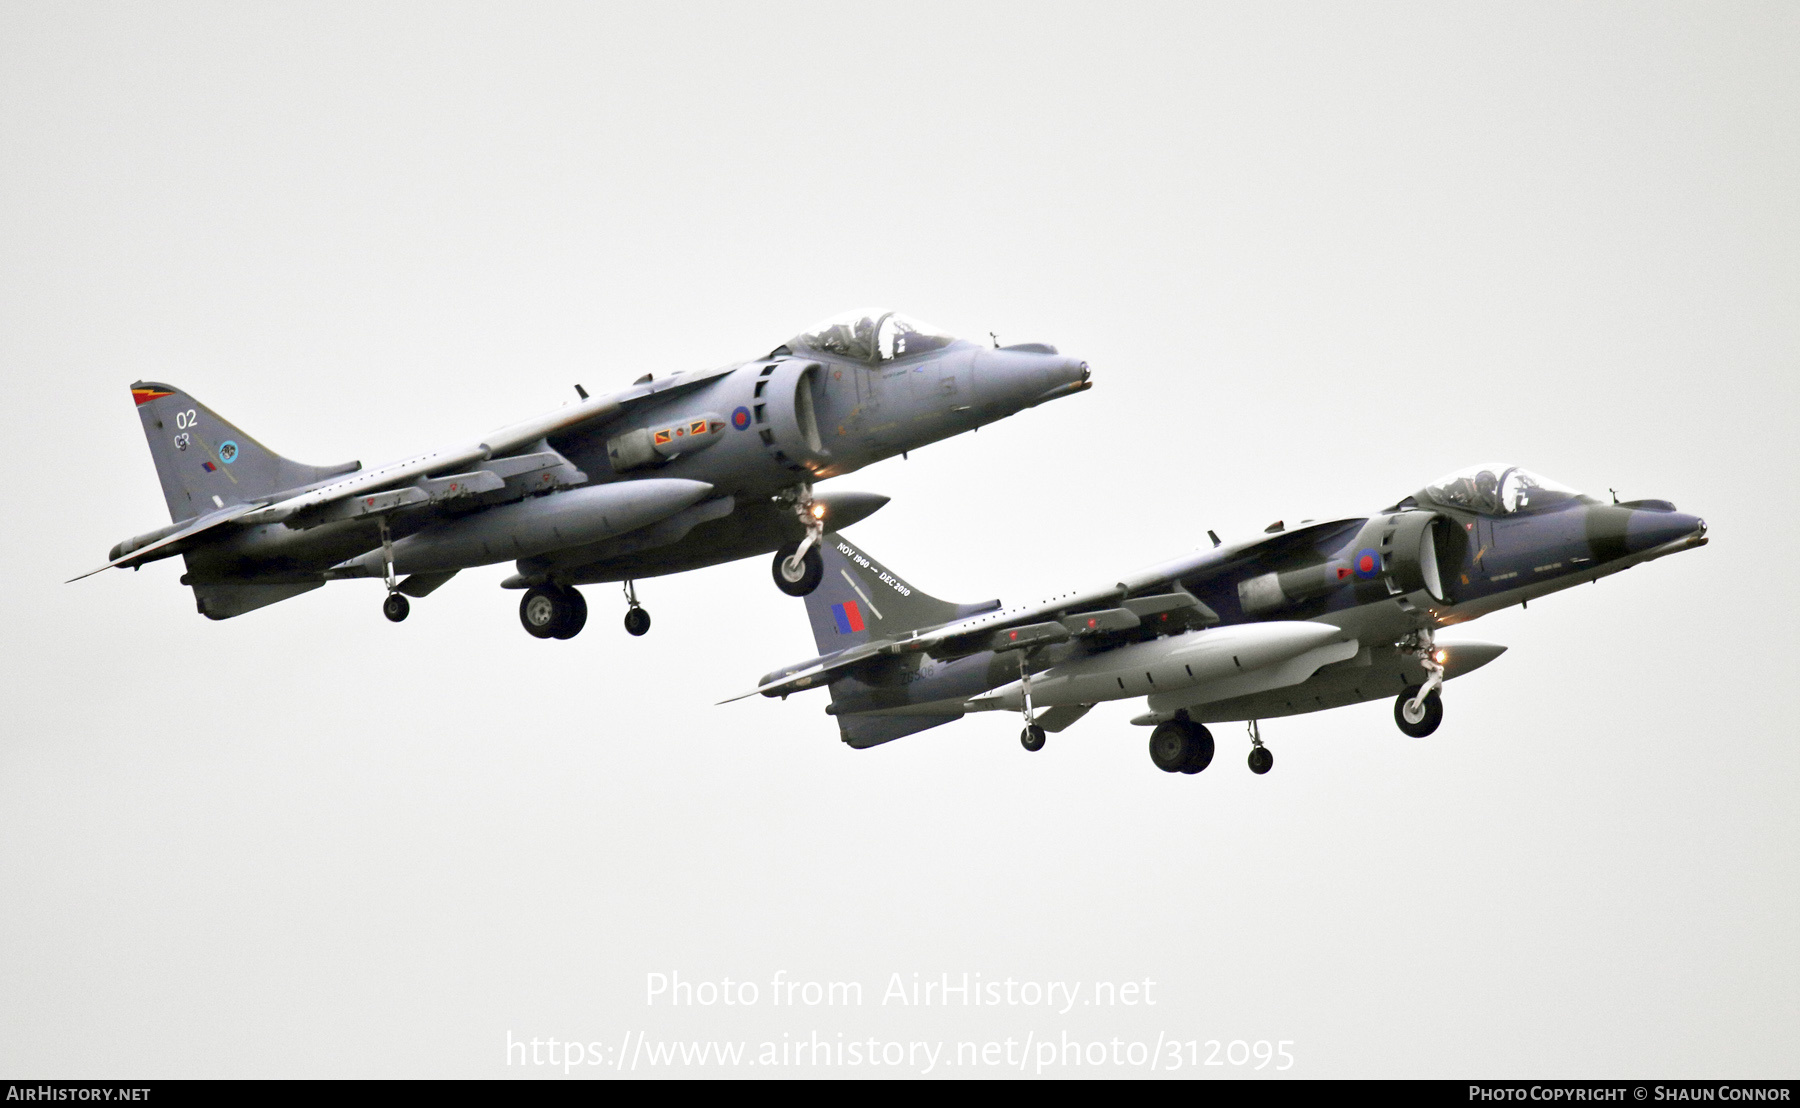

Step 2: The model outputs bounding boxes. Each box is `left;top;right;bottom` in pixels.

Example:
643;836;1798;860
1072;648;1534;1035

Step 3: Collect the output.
972;348;1092;417
1624;508;1707;554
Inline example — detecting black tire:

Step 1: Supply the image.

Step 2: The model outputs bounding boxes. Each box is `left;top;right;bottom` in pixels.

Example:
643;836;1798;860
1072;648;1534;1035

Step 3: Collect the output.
1394;684;1444;737
1020;724;1046;752
552;587;587;639
772;541;825;597
519;586;566;639
1248;746;1274;775
623;606;652;637
1179;724;1215;774
382;593;410;623
1149;721;1195;773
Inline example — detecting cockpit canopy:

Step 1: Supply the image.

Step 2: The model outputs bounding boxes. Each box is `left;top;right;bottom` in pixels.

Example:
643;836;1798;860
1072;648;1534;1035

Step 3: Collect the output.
1414;463;1590;517
791;309;958;363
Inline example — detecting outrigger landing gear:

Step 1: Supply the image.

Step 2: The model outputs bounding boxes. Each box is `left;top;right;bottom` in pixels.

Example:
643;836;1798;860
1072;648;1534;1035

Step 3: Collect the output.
1149;713;1215;773
1246;719;1273;775
622;579;650;637
1017;653;1046;752
519;583;587;639
1395;630;1446;737
378;517;408;622
771;485;826;597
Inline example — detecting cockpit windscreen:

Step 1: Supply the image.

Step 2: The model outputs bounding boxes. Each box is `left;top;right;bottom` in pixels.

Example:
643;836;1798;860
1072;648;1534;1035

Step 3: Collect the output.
1417;463;1589;516
794;309;956;363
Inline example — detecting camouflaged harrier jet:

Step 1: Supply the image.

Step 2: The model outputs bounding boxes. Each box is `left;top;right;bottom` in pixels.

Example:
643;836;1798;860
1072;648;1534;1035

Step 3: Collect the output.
730;464;1706;775
78;310;1090;636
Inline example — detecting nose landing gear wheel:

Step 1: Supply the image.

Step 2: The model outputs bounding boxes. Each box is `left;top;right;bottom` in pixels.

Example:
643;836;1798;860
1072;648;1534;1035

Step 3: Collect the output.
1394;684;1443;737
624;606;651;637
772;541;824;597
1020;724;1046;752
382;593;410;623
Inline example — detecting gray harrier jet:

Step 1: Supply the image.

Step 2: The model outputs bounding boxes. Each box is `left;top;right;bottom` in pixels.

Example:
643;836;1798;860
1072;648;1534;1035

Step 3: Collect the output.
80;310;1090;636
731;464;1706;774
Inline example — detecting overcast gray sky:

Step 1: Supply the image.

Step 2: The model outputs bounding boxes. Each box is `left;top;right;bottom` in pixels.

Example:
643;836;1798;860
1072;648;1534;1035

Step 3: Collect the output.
2;1;1795;1078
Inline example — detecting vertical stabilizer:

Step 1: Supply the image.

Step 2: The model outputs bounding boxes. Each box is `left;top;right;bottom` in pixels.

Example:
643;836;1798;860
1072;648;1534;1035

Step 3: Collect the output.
797;533;1000;748
130;382;359;523
800;533;995;656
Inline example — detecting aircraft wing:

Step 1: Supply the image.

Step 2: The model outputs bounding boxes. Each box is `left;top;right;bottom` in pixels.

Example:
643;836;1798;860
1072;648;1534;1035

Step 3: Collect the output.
1112;517;1370;592
609;364;738;411
66;502;260;582
891;585;1217;660
235;366;740;526
863;518;1363;659
235;392;629;526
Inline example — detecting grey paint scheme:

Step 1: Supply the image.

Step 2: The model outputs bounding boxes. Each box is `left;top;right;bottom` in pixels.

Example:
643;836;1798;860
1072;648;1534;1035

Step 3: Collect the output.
738;470;1707;753
88;314;1091;620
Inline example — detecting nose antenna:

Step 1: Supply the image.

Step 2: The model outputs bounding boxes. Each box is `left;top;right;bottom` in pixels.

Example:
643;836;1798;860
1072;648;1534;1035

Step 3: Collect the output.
989;331;1000;348
1609;488;1619;504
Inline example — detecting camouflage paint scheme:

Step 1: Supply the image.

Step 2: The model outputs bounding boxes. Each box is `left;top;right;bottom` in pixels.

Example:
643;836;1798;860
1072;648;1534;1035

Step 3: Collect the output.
736;464;1706;766
84;311;1090;628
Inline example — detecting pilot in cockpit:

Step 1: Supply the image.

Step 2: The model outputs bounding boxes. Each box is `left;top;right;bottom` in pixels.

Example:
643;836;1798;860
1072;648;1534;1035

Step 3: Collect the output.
795;310;957;365
1417;464;1588;517
808;317;878;361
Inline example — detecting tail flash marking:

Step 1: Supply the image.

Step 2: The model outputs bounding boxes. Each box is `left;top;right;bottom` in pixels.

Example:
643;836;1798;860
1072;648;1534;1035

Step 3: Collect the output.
192;431;240;485
832;601;865;634
132;387;173;406
837;567;883;621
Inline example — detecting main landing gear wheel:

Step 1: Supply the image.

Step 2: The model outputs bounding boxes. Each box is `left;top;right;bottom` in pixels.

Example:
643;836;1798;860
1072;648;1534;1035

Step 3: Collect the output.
1150;719;1212;774
520;585;583;640
1394;684;1444;737
1020;724;1046;752
552;587;587;639
1178;724;1215;774
382;593;410;623
772;540;824;597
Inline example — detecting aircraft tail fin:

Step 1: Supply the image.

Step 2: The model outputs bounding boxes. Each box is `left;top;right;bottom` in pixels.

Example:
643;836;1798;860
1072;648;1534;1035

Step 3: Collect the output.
129;382;359;523
801;533;997;658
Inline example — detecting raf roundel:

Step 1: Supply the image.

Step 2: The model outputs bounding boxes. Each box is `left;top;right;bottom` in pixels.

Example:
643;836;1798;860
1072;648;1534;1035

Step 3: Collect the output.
217;440;239;465
731;406;751;431
1352;547;1381;580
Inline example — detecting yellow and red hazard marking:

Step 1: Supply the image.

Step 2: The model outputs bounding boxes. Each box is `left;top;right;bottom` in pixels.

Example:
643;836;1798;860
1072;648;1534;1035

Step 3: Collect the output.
654;420;717;445
132;387;174;406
